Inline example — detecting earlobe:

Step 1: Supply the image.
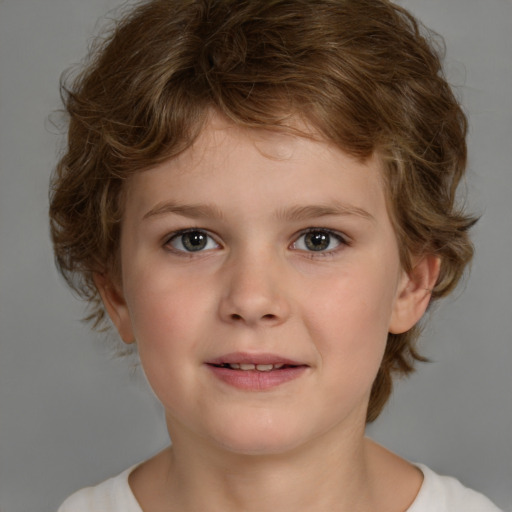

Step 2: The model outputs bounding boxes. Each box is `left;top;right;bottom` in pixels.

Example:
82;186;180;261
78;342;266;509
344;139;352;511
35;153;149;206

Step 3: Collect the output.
389;255;441;334
93;273;135;344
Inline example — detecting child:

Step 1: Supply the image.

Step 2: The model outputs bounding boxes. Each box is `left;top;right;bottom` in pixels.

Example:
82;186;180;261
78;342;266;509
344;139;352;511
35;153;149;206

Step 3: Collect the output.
50;0;503;510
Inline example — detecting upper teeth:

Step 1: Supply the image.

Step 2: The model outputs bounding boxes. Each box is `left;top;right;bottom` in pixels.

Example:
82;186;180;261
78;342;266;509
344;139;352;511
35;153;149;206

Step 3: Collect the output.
226;363;284;371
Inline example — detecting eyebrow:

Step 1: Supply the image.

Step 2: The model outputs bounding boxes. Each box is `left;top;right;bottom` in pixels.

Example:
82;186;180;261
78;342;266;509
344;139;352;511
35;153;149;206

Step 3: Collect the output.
274;202;375;223
143;201;225;220
143;200;374;223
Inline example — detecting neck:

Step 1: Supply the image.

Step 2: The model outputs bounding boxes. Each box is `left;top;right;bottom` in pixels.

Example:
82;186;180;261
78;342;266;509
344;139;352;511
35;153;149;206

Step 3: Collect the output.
133;419;383;512
130;416;423;512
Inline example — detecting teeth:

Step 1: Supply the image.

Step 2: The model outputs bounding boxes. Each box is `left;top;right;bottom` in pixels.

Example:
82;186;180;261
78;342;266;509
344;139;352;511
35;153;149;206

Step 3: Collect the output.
256;364;273;372
225;363;287;371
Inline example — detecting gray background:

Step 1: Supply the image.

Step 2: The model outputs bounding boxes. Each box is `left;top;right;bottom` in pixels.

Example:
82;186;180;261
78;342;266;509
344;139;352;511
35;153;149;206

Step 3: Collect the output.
0;0;511;511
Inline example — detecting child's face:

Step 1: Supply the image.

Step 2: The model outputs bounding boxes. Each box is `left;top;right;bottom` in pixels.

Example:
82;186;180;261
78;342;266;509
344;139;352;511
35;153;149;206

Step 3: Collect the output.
101;113;424;455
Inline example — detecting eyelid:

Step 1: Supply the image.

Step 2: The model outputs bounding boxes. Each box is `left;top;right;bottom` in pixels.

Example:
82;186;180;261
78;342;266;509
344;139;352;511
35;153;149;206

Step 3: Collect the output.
291;227;350;254
162;227;349;256
299;227;349;242
164;228;222;254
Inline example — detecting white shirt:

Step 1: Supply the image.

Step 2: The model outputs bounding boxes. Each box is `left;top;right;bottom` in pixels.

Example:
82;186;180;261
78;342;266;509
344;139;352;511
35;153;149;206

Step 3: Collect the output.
58;462;504;511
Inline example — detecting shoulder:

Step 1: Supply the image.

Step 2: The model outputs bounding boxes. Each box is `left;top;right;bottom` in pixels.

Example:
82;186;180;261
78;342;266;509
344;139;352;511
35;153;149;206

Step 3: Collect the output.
57;465;142;512
408;464;504;512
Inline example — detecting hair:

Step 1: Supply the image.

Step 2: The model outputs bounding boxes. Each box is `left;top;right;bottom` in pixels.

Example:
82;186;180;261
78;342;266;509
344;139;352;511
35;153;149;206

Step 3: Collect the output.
49;0;476;422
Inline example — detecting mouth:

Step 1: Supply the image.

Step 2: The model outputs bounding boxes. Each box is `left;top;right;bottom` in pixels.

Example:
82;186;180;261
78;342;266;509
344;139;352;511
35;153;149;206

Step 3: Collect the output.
206;352;307;371
205;353;308;390
209;362;300;372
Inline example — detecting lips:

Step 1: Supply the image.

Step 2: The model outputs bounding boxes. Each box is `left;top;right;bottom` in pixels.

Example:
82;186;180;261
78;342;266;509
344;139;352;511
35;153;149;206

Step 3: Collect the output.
205;352;308;390
206;352;304;367
215;362;287;372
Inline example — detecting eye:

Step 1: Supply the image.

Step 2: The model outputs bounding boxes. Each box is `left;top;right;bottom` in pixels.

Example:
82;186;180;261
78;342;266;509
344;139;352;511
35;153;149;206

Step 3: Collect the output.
292;229;345;253
166;230;219;253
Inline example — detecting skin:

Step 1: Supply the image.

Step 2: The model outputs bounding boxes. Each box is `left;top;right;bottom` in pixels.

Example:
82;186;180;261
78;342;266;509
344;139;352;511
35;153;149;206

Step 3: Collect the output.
97;113;439;511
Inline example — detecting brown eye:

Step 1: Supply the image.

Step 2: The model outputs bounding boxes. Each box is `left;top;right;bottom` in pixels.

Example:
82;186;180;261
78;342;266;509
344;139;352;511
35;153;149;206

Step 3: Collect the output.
293;229;344;252
168;230;219;252
304;231;331;251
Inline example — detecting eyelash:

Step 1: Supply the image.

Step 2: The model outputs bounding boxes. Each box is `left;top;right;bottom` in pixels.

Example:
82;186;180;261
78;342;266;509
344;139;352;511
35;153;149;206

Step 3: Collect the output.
163;227;349;257
292;228;349;258
164;228;220;256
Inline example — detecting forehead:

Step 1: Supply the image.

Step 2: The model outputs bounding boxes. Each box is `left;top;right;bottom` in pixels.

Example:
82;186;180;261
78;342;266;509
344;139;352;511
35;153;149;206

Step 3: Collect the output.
123;113;388;222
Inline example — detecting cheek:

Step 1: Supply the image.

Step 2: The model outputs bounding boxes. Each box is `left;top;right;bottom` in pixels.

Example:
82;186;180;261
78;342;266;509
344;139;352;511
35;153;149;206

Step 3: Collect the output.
123;271;215;413
305;264;398;378
124;267;214;366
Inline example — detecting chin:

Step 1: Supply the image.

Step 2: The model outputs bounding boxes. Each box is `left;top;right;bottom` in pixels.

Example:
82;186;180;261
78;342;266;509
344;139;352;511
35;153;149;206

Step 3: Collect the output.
205;415;315;457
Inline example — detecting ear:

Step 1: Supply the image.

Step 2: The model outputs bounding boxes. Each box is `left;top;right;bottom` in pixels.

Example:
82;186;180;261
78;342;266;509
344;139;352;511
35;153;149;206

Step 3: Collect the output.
389;255;441;334
94;273;135;344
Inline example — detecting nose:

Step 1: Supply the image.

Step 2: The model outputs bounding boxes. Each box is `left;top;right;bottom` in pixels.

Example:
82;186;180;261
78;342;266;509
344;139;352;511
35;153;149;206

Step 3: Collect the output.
217;250;291;327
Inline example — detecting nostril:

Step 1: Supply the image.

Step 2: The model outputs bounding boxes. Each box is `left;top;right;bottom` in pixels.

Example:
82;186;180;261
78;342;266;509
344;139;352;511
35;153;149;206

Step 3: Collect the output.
229;313;277;321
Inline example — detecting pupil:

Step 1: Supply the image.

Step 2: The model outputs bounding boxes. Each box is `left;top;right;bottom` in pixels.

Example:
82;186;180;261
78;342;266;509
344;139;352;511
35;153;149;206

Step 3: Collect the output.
305;231;329;251
182;232;207;251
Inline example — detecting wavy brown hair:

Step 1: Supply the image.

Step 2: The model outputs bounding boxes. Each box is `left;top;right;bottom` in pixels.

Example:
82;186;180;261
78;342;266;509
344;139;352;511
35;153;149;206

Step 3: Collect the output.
49;0;475;422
